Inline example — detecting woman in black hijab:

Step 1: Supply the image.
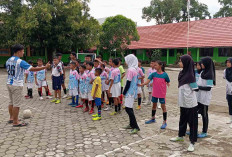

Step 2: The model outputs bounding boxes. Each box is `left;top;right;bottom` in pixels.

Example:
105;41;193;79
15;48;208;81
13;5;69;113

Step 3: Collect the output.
170;55;198;152
224;58;232;127
197;57;216;138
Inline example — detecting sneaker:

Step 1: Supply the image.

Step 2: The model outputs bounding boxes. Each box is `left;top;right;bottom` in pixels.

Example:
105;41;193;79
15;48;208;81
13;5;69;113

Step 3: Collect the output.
122;105;126;109
46;96;52;99
146;101;151;105
160;123;167;129
122;125;132;129
25;95;29;97
92;116;101;121
48;92;53;96
187;143;195;152
51;99;57;103
83;107;89;112
68;102;75;106
39;97;44;100
75;105;83;108
186;131;190;135
198;132;207;138
89;109;94;114
71;104;78;107
62;95;68;99
110;111;118;116
101;104;104;108
55;99;61;104
170;137;184;142
145;119;156;124
136;105;141;110
92;114;98;117
198;114;201;118
129;128;139;134
66;96;72;100
158;104;161;109
103;107;110;111
142;98;146;103
106;101;109;105
25;96;30;99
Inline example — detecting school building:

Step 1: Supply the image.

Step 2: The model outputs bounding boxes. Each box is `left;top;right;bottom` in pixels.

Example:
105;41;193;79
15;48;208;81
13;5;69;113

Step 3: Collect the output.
125;17;232;64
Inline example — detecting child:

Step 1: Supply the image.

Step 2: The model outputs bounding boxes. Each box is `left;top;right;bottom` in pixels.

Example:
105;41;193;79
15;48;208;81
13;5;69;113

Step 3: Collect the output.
122;54;140;134
197;57;216;138
195;62;202;118
76;65;88;108
109;59;121;115
146;60;157;106
170;55;198;152
25;60;34;99
118;58;126;110
106;58;114;110
35;59;52;100
103;60;110;73
136;64;145;110
92;68;103;121
51;56;62;104
138;60;146;102
100;64;109;108
94;59;100;70
86;61;95;114
57;53;67;98
224;58;232;128
67;62;79;107
141;61;170;129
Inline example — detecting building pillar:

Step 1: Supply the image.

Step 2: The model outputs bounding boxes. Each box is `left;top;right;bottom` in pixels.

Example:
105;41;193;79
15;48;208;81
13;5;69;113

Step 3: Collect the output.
27;46;30;57
143;49;146;61
197;48;200;61
167;49;169;65
96;48;99;56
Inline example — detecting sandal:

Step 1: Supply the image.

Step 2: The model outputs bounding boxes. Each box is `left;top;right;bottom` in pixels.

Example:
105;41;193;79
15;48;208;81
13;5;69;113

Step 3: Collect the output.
8;119;21;124
13;123;28;127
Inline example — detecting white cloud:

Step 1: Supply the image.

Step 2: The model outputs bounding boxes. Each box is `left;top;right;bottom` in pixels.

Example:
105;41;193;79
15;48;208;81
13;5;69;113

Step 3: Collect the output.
89;0;222;26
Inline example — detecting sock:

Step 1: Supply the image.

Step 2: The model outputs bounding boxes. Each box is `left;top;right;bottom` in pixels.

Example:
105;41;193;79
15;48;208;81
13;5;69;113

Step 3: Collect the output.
115;105;118;112
29;89;33;97
46;91;49;96
163;112;167;121
85;100;89;108
97;105;101;117
149;94;152;102
72;96;75;104
152;110;156;120
76;95;79;105
91;100;95;109
63;88;67;94
118;103;121;111
138;97;142;106
38;91;42;97
109;97;112;106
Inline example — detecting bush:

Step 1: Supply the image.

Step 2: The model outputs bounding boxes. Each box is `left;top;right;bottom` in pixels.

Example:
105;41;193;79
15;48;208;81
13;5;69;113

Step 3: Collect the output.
151;49;162;61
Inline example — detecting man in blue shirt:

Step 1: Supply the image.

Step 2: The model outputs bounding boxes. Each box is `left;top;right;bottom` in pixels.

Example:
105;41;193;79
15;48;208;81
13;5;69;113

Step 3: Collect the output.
6;44;50;127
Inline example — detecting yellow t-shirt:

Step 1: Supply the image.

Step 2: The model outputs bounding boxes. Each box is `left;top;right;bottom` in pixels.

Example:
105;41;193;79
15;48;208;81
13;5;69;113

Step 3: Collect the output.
91;76;102;98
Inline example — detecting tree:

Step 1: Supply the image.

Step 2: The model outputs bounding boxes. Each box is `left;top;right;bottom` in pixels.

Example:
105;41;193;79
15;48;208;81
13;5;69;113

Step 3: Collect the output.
142;0;211;25
214;0;232;18
99;15;140;58
0;0;100;56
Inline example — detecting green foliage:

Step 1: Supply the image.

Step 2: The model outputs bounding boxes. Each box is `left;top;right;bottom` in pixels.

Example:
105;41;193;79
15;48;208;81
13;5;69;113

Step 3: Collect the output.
142;0;211;24
99;15;140;57
151;49;162;61
214;0;232;18
175;52;182;64
0;0;100;55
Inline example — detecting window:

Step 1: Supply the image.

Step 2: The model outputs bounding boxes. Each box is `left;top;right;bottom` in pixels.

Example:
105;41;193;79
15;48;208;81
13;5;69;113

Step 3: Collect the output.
169;49;175;57
161;49;167;56
176;49;184;55
219;48;232;57
200;48;213;57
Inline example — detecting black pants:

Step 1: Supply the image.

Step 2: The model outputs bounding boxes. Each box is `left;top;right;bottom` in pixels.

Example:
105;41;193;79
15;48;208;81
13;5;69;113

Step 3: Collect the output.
227;95;232;115
198;102;208;133
179;106;198;144
125;107;140;130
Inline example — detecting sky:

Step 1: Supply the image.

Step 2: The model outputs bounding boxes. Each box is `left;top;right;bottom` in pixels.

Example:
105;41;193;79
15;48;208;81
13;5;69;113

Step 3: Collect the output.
89;0;222;26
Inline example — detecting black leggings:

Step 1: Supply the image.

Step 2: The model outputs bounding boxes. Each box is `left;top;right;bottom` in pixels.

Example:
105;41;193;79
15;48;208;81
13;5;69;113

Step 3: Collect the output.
198;102;209;133
178;106;198;144
125;107;140;130
227;95;232;115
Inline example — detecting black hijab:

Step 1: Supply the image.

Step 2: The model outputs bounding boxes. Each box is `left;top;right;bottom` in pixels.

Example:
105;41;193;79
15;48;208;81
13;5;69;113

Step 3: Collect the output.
178;55;196;88
226;58;232;82
196;61;202;74
201;57;216;85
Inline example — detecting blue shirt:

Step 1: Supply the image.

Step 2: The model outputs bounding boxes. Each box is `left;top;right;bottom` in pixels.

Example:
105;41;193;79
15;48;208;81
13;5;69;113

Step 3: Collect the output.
36;69;46;81
6;56;32;86
27;71;34;83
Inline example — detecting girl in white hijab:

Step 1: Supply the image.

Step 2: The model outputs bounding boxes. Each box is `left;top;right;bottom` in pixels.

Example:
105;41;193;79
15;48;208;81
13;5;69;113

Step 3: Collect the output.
122;54;140;134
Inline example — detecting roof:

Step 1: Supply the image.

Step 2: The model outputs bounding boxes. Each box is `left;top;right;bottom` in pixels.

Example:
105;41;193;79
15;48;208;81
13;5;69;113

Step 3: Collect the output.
128;17;232;49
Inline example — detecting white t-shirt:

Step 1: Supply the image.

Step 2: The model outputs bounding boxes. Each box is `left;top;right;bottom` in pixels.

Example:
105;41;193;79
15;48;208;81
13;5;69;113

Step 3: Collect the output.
52;64;62;77
178;84;198;108
223;69;232;95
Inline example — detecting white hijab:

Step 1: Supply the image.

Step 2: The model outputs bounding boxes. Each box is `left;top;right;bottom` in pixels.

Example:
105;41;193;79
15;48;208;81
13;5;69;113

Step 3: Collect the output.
125;54;138;70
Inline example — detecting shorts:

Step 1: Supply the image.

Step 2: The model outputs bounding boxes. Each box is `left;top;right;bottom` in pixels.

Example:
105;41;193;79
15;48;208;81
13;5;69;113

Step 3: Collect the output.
7;85;23;107
152;97;165;104
137;87;142;94
80;92;87;99
37;80;47;88
102;81;109;91
27;82;34;89
52;76;61;90
110;82;121;98
148;86;152;93
88;92;93;101
60;74;65;85
94;98;101;106
69;89;78;96
124;97;135;108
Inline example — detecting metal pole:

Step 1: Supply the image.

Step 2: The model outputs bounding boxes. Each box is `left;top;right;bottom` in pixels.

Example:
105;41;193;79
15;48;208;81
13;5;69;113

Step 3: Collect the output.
187;0;190;54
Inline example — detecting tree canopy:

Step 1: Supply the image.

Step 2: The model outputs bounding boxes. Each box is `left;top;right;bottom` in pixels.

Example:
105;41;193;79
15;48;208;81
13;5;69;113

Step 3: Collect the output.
214;0;232;18
142;0;211;25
